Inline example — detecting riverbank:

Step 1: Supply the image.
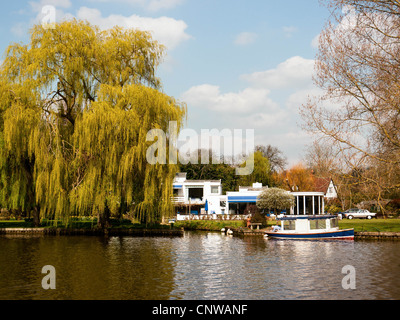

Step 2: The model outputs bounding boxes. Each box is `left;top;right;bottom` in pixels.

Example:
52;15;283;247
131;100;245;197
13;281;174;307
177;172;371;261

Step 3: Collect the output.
174;220;247;231
175;218;400;232
175;218;400;240
1;218;400;239
0;227;183;237
0;219;184;237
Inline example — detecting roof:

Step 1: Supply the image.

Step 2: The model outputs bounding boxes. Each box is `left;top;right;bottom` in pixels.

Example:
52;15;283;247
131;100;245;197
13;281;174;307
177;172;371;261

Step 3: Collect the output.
185;180;221;183
239;186;269;191
279;215;336;221
314;177;333;194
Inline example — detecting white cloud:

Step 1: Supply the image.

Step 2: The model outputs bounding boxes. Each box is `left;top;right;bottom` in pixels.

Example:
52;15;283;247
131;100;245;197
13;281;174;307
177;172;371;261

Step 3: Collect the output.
311;33;320;48
76;7;191;50
241;56;315;90
234;32;258;46
286;87;323;112
180;84;278;114
179;56;320;165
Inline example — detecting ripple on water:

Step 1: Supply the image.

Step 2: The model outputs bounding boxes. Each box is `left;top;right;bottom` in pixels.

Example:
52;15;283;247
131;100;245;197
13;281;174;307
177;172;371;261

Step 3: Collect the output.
0;233;400;300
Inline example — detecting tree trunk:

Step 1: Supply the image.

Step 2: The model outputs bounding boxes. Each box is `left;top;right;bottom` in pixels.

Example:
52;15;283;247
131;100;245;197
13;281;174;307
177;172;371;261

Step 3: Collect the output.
97;205;111;229
33;206;40;227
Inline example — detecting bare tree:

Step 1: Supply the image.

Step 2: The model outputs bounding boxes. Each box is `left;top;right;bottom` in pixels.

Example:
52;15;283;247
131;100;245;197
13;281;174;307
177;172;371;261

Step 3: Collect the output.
301;0;400;205
255;145;288;172
304;139;341;177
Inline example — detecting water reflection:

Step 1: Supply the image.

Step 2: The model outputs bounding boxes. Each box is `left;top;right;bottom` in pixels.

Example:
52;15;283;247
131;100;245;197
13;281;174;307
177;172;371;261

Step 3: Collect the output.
0;233;399;300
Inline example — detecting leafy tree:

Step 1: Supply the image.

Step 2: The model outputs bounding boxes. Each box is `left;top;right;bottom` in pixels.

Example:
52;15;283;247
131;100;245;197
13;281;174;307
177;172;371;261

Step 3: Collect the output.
257;187;295;215
245;204;266;226
277;163;315;192
0;20;186;227
238;151;272;187
179;149;239;194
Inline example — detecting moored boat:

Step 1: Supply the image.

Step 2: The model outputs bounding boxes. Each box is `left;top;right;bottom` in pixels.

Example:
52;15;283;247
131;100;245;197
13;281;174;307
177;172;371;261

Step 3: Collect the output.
265;215;354;240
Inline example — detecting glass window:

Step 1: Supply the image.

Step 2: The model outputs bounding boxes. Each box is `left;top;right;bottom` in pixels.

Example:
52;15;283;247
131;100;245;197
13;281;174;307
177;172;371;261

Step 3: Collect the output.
310;219;326;230
298;196;304;215
283;220;295;230
305;196;313;215
211;186;219;194
331;218;338;228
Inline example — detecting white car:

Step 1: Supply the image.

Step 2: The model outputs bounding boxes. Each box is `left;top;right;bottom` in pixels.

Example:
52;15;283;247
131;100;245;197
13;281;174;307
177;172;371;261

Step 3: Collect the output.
343;209;377;219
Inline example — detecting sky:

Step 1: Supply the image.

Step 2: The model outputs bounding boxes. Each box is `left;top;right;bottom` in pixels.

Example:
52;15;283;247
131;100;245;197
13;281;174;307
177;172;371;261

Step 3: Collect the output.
0;0;332;168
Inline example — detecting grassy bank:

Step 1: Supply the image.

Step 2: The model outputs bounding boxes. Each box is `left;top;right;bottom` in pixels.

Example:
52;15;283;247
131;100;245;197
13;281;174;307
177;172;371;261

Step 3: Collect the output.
339;218;400;232
174;220;246;231
175;218;400;233
174;220;278;231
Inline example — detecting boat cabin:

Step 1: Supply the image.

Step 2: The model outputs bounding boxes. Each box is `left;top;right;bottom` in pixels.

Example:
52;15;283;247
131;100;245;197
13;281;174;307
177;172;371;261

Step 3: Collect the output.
277;215;339;233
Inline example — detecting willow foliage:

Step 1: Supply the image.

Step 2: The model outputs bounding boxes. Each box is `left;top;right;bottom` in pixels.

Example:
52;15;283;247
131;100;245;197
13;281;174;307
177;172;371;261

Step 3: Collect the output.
0;20;186;226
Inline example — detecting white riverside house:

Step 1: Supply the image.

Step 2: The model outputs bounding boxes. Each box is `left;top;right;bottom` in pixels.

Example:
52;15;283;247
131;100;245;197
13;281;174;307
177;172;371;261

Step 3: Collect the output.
173;173;326;220
173;173;227;217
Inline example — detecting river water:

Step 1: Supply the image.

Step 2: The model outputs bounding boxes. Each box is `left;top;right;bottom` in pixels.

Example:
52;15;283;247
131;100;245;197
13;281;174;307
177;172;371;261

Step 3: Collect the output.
0;231;399;300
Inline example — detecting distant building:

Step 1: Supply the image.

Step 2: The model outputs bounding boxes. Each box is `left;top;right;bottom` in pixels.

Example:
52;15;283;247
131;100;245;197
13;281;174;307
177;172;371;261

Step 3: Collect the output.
174;173;326;218
172;173;226;215
314;177;338;200
226;183;268;215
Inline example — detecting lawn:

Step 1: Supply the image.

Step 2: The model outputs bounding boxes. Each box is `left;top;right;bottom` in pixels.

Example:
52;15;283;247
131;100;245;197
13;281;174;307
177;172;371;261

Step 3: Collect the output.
174;220;246;231
339;218;400;232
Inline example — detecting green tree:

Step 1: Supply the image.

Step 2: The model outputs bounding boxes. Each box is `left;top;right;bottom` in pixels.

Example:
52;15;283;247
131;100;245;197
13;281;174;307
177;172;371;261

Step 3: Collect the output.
257;188;295;215
0;20;186;227
179;149;239;194
239;151;272;187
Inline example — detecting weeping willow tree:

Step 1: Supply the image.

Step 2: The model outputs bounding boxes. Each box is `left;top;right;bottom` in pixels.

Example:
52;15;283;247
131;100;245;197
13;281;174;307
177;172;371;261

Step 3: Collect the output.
0;19;186;227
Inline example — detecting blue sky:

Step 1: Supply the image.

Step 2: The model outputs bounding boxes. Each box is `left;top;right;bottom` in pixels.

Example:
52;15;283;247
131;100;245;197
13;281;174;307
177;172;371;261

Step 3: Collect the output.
0;0;332;167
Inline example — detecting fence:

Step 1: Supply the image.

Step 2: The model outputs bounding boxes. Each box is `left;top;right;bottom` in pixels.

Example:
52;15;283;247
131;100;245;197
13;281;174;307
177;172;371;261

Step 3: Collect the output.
176;214;250;221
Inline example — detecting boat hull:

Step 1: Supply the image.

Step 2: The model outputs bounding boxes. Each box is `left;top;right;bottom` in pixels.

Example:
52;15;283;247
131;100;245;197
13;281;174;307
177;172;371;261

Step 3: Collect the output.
265;228;354;240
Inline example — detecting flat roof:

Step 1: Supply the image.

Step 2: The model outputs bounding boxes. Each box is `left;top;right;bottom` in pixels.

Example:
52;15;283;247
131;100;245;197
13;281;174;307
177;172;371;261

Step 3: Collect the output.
279;215;336;221
290;192;325;196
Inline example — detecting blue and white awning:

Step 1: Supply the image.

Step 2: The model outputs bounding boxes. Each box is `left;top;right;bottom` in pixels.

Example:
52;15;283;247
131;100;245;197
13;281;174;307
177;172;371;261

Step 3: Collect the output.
227;196;258;203
173;185;183;189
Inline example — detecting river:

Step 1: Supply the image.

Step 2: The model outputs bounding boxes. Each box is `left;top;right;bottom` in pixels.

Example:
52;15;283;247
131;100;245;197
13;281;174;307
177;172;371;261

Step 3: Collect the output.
0;231;399;300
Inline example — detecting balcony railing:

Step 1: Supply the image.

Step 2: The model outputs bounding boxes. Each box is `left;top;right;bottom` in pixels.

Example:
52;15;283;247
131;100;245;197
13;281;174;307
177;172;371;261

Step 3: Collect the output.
172;197;186;203
171;197;204;204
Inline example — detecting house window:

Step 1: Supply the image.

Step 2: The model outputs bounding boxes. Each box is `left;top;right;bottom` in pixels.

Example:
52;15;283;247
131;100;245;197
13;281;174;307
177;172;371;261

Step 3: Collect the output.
188;188;204;200
211;186;219;194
